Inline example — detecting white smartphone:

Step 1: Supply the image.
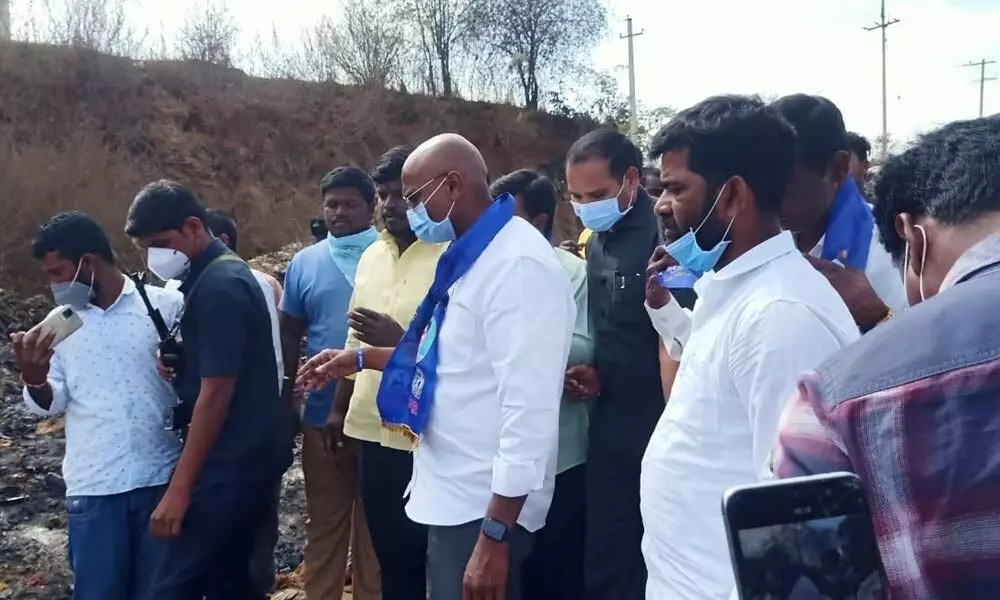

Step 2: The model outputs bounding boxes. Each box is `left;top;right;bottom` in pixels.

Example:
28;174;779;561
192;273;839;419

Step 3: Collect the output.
29;305;84;347
722;472;886;600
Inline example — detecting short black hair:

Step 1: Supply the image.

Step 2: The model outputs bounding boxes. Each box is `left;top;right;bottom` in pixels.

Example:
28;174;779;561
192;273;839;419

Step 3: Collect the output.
771;94;849;175
846;131;871;163
33;211;115;264
491;169;559;238
874;114;1000;263
566;128;643;180
371;146;415;186
649;94;796;213
125;180;209;237
205;209;238;250
320;166;376;207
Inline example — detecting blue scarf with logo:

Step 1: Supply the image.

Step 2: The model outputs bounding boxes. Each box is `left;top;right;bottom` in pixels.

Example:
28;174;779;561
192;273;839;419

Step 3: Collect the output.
376;195;514;447
822;177;873;269
327;227;379;286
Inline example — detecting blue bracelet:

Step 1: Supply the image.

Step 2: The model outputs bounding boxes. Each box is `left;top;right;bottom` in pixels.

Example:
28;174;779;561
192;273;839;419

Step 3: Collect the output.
355;348;365;373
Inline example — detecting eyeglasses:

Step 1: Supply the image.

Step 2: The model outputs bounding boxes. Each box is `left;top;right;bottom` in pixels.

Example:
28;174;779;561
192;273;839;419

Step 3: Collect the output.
403;171;455;209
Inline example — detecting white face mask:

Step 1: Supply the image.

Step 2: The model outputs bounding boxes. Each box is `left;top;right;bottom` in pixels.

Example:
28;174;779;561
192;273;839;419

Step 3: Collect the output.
147;247;191;281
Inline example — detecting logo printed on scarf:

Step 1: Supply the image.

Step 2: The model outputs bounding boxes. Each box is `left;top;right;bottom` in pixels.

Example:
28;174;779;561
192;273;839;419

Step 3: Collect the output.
416;317;438;362
411;369;425;401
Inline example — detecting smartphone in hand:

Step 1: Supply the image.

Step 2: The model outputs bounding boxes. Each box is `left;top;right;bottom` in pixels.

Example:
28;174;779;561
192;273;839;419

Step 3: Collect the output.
722;472;886;600
29;305;83;347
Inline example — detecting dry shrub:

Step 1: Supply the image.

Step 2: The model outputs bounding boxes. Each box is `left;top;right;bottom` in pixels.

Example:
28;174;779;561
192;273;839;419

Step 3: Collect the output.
0;40;593;294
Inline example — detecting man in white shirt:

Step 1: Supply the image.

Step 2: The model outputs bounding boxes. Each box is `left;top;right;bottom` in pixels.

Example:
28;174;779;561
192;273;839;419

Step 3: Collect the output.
640;95;860;600
296;133;575;600
772;95;907;330
11;211;183;600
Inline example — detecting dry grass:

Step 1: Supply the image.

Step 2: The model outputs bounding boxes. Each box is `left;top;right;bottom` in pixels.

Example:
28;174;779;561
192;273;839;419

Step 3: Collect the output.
0;41;591;293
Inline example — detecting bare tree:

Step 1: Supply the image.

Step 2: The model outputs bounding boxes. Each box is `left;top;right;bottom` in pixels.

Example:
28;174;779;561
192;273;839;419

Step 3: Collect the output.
329;0;404;87
177;0;239;67
39;0;147;55
1;0;11;41
298;16;340;83
401;0;476;97
470;0;605;110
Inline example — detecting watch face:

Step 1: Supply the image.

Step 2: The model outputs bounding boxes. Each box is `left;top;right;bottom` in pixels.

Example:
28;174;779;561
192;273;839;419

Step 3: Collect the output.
483;518;508;542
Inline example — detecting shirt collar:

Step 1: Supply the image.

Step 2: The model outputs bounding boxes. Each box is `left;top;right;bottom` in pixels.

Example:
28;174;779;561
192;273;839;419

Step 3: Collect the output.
82;275;136;314
695;230;796;294
179;239;228;294
940;231;1000;292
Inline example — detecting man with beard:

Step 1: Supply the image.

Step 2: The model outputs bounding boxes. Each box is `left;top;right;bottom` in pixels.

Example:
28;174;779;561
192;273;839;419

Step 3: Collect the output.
771;95;906;330
640;95;858;599
280;167;380;600
326;146;446;599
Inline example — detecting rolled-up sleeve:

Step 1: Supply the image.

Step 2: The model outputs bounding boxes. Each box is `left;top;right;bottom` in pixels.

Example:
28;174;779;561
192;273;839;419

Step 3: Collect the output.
645;297;692;361
483;256;573;498
22;352;69;416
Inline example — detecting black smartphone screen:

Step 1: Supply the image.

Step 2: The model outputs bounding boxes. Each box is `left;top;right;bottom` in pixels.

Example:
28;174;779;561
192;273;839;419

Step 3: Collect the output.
724;473;886;600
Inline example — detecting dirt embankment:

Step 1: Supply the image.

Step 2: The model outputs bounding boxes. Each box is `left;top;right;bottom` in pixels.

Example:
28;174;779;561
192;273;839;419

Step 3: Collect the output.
0;41;591;294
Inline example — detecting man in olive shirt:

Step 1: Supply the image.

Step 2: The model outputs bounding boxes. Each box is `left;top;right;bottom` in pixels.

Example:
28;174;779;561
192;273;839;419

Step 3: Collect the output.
566;129;662;600
492;169;594;600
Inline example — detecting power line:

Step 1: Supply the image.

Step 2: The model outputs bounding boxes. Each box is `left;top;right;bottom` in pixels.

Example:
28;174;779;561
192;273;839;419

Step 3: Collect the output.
620;16;644;139
961;59;997;118
864;0;900;160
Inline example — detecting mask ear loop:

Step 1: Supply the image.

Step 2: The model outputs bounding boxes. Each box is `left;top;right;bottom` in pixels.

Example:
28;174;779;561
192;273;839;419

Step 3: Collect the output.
915;224;928;302
694;183;730;235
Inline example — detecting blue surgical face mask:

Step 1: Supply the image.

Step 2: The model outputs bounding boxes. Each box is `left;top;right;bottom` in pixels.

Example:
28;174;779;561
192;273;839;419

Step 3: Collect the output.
406;177;456;243
51;260;95;308
663;184;735;276
571;180;635;233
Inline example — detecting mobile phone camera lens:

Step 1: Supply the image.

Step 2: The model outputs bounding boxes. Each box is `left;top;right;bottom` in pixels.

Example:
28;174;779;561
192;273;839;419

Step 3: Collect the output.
62;308;74;318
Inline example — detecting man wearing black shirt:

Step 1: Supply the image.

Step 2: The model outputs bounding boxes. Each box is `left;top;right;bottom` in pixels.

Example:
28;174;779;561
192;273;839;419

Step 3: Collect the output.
565;129;663;600
125;180;293;600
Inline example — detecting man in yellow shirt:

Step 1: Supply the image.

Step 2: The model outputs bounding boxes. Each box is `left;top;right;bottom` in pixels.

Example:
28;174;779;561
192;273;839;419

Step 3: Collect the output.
326;146;446;600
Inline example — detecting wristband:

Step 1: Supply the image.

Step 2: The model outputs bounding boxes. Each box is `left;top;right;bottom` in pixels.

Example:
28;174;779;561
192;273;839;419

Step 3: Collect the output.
355;348;365;373
21;376;49;390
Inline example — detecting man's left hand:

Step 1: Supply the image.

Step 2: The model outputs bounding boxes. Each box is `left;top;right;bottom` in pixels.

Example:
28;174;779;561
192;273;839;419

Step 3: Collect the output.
805;254;889;331
463;536;510;600
348;308;405;347
149;486;191;539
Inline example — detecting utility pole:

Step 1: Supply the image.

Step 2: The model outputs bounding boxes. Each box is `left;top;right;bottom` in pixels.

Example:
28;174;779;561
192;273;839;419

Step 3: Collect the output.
961;59;996;117
0;0;11;41
620;16;644;139
864;0;900;160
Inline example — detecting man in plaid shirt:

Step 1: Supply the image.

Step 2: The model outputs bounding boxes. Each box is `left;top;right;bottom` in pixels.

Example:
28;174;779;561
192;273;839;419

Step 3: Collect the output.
773;114;1000;599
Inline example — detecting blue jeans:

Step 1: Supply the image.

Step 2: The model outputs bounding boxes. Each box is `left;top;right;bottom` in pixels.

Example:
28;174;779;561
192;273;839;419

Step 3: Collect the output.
67;485;166;600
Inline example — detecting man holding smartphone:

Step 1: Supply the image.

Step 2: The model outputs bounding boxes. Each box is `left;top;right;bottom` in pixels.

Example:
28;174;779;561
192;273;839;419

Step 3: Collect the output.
12;211;183;600
125;180;293;600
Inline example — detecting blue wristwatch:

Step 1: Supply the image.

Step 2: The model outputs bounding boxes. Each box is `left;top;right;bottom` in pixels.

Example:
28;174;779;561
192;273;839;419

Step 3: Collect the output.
481;518;510;543
355;348;365;373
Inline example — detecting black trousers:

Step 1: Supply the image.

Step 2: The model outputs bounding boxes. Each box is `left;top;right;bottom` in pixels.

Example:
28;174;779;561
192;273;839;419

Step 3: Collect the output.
584;440;647;600
148;475;281;600
359;440;428;600
522;464;586;600
428;521;533;600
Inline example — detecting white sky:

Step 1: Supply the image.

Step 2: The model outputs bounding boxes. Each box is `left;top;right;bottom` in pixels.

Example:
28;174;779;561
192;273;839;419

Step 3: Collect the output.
13;0;1000;146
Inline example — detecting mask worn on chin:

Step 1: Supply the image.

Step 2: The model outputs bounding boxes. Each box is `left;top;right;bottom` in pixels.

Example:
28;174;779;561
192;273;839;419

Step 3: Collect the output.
50;260;95;308
663;184;735;276
147;247;191;281
902;224;928;307
571;180;636;233
406;177;457;243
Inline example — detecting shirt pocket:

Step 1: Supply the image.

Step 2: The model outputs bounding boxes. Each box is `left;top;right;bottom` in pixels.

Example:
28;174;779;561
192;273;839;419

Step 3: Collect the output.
436;301;477;372
664;354;721;434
